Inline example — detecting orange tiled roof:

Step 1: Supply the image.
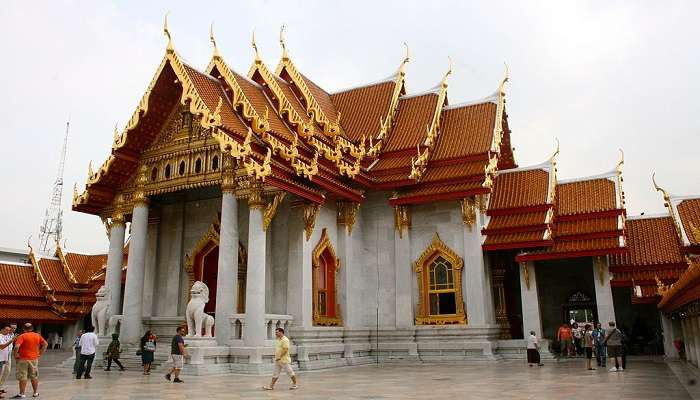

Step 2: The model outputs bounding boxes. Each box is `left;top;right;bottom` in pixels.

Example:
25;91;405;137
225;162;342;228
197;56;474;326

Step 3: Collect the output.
484;212;549;231
488;169;550;211
390;181;486;204
677;198;700;246
0;308;69;322
611;216;685;267
233;70;295;140
658;258;700;311
63;253;107;284
553;217;620;237
0;263;44;298
432;102;496;160
301;73;341;125
556;178;617;216
483;231;549;247
330;81;395;142
421;161;487;183
382;94;438;153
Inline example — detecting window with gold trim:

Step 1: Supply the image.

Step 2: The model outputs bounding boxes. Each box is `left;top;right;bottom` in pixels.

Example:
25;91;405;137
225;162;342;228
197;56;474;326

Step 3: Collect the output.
415;233;466;325
312;228;342;326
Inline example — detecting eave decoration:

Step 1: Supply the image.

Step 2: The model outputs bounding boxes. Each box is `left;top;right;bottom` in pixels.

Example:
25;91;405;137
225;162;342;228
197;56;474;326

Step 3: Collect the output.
311;228;342;326
394;205;411;239
337;201;360;234
414;233;466;325
483;64;509;189
303;202;322;241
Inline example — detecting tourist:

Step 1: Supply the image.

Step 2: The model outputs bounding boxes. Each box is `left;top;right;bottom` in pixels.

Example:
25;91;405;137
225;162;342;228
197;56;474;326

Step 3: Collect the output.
572;322;583;356
104;333;124;371
557;323;573;357
0;324;16;398
526;330;544;367
263;328;298;390
164;327;188;383
591;323;606;367
583;324;595;370
140;330;157;375
71;330;83;375
604;321;624;372
76;326;99;379
11;323;47;399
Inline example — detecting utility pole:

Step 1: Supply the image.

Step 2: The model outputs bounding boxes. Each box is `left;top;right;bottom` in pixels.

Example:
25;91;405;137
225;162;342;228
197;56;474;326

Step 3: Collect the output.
39;120;70;254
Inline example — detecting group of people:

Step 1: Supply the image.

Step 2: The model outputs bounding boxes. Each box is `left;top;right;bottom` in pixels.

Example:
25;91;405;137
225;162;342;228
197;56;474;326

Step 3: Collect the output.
551;321;626;371
0;322;48;399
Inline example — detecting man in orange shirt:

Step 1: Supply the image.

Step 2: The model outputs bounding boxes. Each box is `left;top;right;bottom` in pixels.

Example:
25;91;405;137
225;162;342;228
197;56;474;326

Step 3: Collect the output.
11;324;47;399
557;323;573;358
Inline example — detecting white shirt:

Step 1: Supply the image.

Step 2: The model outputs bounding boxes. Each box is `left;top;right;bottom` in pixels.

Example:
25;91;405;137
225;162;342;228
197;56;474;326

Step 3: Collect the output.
0;334;12;361
79;332;99;355
526;334;538;350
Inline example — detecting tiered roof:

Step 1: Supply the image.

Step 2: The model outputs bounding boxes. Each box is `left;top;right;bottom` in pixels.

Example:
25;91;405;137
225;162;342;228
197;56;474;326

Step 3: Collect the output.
658;257;700;312
0;245;117;323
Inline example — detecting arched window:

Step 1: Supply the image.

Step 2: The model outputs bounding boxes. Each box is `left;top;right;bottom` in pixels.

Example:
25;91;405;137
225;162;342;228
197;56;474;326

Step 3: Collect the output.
150;166;158;181
194;158;202;173
415;233;466;325
164;164;171;179
178;161;186;176
312;228;342;326
211;155;219;171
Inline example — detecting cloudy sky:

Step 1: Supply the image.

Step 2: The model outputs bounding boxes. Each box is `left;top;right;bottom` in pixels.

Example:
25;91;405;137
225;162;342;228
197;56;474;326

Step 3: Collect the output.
1;1;698;254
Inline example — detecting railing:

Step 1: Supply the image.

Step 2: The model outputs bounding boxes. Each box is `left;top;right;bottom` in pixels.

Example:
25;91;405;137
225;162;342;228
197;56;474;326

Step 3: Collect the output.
228;314;294;342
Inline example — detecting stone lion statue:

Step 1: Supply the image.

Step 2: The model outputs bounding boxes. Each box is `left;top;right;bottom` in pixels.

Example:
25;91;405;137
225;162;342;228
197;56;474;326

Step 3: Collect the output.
186;281;215;337
91;285;111;336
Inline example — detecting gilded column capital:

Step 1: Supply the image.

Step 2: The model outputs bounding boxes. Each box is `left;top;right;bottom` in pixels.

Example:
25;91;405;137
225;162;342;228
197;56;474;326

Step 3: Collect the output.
337;201;360;234
393;205;411;239
460;197;477;231
132;164;150;207
263;192;286;231
303;202;321;241
111;212;126;227
221;154;237;194
247;182;265;210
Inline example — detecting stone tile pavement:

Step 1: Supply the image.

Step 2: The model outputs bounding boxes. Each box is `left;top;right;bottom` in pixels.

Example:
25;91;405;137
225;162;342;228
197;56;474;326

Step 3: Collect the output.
1;350;695;399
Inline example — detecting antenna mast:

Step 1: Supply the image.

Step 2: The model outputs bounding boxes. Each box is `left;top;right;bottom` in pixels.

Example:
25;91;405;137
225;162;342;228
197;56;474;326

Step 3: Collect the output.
39;120;70;254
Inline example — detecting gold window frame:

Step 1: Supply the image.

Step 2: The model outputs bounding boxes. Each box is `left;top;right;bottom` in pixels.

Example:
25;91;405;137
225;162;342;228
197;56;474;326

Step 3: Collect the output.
312;228;343;326
415;233;466;325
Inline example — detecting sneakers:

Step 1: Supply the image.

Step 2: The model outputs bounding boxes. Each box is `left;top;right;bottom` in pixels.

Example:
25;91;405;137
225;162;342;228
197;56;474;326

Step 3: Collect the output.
173;378;184;383
10;395;26;399
165;374;171;381
618;367;624;371
262;386;274;391
32;394;39;398
289;385;298;390
609;367;618;372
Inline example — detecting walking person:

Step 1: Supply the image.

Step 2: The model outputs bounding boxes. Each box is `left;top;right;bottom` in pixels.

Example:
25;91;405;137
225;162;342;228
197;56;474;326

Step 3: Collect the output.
583;324;595;370
104;334;124;371
71;330;83;376
140;331;157;375
572;322;583;356
0;324;17;397
76;326;98;379
604;321;624;372
11;323;47;399
164;327;188;383
557;323;573;358
263;328;298;390
526;330;544;367
592;322;606;367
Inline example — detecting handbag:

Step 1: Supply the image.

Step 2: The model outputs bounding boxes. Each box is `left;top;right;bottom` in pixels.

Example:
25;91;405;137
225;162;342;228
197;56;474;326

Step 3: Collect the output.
144;341;156;352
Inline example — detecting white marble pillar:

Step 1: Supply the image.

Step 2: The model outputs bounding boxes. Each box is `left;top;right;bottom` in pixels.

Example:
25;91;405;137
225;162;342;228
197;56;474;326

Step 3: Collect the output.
244;189;266;346
462;208;496;326
394;220;413;329
105;216;126;316
682;319;692;362
214;190;238;345
121;200;149;344
592;256;616;325
661;313;679;360
519;261;543;338
141;220;159;317
694;317;700;367
286;204;314;329
337;202;360;328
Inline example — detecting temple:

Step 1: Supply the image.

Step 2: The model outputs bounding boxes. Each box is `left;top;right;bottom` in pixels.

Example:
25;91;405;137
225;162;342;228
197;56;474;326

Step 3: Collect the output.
29;20;693;373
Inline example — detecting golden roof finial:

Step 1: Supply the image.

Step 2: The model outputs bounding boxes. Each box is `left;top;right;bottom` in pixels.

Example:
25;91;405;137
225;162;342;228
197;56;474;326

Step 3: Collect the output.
87;160;94;178
27;235;32;251
550;138;560;162
441;56;453;88
616;148;624;173
210;22;220;59
113;123;119;143
652;172;671;203
252;30;261;63
399;42;410;76
500;62;509;94
280;24;289;61
163;12;174;53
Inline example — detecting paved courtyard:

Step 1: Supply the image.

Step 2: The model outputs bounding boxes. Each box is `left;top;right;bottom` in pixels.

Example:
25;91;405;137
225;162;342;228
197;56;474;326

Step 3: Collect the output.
4;351;698;399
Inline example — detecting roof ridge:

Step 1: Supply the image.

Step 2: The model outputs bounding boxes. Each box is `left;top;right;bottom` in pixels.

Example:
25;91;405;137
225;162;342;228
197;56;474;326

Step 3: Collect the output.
496;159;553;175
443;90;499;110
400;86;441;100
670;194;700;202
330;76;396;96
557;169;618;184
0;261;32;267
627;213;672;221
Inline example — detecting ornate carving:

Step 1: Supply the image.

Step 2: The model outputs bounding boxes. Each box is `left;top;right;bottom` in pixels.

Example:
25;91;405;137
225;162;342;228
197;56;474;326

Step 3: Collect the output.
263;192;287;231
303;203;321;241
414;233;466;325
132;164;149;206
312;228;342;326
594;256;606;286
247;182;266;210
521;261;530;290
221;154;237;193
652;172;684;243
394;205;411;239
656;275;670;296
337;201;360;234
490;262;511;339
460;197;477;230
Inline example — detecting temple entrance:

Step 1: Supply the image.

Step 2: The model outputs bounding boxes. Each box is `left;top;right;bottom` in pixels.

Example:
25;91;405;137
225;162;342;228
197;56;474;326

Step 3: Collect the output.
562;290;596;326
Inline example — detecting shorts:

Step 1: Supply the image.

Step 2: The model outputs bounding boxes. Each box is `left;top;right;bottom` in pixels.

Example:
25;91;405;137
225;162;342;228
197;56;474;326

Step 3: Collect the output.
16;359;38;381
171;354;184;370
585;347;593;359
607;345;622;358
272;361;295;379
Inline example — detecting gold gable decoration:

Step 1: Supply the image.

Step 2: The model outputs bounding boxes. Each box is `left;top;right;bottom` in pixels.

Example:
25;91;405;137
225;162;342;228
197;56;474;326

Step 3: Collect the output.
414;233;466;325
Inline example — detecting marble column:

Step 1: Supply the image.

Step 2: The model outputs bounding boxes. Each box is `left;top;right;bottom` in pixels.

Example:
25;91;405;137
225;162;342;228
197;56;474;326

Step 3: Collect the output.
244;186;266;346
105;214;126;316
687;319;696;364
661;313;679;360
694;317;700;367
462;198;495;326
592;256;616;325
682;319;691;363
519;261;543;338
337;202;360;328
121;200;150;344
286;204;314;330
214;186;239;345
141;219;159;317
394;210;413;329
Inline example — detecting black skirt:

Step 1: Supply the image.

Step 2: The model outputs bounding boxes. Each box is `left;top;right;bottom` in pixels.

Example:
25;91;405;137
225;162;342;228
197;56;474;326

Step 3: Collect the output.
527;349;541;364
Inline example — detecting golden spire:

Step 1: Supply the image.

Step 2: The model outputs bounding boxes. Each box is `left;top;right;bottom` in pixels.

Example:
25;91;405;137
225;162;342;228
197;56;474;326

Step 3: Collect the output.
113;123;119;143
652;172;671;203
399;42;410;77
280;24;289;61
441;57;453;88
616;148;624;173
210;22;220;59
252;30;261;63
500;62;509;94
164;12;174;53
550;138;560;162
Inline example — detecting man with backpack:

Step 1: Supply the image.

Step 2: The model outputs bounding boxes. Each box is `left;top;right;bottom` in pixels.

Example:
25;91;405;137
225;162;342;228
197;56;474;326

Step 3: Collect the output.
603;321;625;372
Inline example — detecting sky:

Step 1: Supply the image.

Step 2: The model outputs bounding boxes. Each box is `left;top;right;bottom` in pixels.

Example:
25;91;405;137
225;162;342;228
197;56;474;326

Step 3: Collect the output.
0;1;698;254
